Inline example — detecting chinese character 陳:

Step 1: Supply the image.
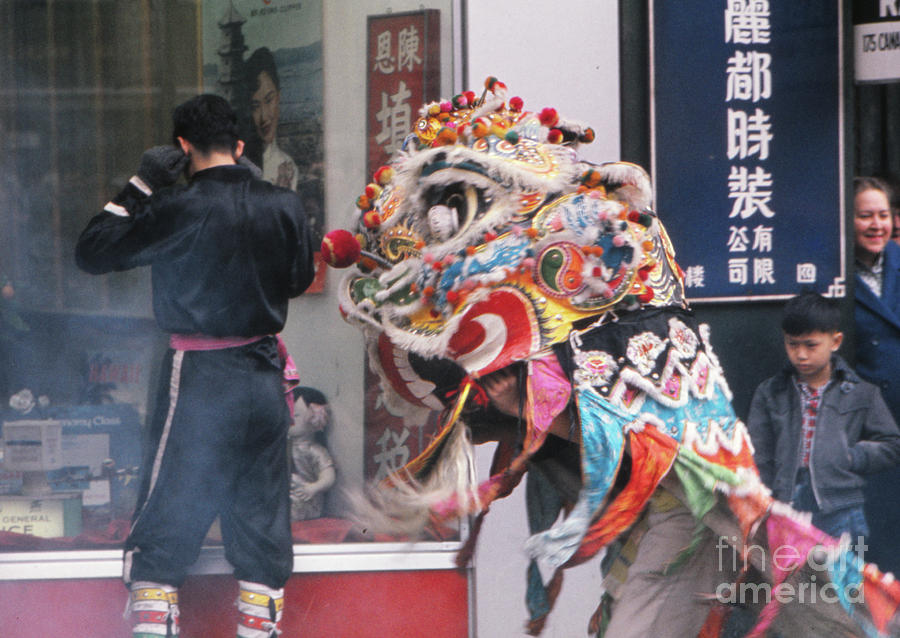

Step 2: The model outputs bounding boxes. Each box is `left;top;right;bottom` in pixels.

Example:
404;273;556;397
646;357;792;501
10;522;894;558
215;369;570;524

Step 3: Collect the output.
727;109;773;160
397;26;422;72
725;50;772;102
725;0;771;45
728;166;775;218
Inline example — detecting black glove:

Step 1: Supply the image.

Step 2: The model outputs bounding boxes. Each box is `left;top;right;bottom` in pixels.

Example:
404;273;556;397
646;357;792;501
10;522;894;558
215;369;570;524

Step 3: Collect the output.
137;146;188;190
237;155;264;180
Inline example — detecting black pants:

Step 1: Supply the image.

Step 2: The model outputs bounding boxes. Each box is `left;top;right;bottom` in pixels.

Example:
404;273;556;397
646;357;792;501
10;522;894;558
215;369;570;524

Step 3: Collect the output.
124;338;293;589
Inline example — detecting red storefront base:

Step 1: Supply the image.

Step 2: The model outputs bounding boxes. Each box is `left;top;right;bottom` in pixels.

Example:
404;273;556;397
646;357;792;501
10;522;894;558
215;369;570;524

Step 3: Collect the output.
0;569;470;637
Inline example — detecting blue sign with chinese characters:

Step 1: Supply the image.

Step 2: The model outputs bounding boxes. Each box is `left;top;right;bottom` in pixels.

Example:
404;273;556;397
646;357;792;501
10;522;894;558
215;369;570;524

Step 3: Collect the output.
651;1;845;301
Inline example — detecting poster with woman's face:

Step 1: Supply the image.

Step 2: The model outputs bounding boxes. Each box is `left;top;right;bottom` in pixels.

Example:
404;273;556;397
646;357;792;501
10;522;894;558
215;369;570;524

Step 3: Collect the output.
201;0;324;248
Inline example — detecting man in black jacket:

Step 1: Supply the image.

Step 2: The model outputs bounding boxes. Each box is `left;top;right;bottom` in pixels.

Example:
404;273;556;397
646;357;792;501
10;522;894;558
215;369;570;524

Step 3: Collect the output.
76;94;314;638
748;292;900;551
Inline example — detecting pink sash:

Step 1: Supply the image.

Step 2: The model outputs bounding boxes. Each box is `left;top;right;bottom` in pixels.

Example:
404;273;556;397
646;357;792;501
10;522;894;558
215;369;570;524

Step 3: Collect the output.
169;333;300;407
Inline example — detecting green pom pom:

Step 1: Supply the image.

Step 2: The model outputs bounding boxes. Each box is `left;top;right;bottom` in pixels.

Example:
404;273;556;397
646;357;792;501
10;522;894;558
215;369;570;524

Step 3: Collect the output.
504;130;520;144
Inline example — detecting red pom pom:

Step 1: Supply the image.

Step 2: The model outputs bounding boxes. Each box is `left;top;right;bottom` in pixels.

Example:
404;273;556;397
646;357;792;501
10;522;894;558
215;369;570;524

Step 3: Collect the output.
538;107;559;127
464;90;477;105
638;288;655;303
321;229;361;268
509;96;524;111
547;128;563;144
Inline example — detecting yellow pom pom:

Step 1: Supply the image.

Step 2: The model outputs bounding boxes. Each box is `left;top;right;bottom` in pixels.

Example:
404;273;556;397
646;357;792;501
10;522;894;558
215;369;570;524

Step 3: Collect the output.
374;166;394;185
365;183;383;199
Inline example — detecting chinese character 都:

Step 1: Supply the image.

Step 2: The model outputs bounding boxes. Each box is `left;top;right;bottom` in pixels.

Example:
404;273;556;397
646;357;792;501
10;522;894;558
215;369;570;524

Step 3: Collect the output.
725;0;771;45
725;50;772;102
728;165;775;218
727;109;773;160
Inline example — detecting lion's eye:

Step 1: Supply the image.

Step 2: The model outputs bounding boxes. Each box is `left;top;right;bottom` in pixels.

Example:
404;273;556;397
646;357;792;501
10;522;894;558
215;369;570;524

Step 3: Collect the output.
424;183;483;241
445;192;465;210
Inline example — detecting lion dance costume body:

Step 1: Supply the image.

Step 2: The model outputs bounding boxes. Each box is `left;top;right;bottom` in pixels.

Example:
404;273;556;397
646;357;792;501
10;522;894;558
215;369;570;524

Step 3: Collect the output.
322;78;900;637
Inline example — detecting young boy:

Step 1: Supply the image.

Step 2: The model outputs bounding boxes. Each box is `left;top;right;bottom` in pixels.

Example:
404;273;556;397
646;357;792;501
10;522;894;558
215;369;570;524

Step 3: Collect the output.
747;291;900;542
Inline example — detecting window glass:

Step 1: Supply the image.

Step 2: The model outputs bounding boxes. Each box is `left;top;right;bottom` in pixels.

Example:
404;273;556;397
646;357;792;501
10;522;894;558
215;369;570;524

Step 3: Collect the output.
0;0;459;552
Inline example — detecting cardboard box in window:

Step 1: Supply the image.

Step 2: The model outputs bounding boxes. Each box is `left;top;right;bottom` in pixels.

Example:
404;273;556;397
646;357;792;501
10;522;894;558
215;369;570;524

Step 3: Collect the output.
51;405;142;518
1;406;141;519
1;420;63;472
44;404;142;476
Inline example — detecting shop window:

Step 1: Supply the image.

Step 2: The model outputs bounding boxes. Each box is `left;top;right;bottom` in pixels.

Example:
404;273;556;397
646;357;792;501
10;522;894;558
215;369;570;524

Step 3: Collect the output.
0;0;460;553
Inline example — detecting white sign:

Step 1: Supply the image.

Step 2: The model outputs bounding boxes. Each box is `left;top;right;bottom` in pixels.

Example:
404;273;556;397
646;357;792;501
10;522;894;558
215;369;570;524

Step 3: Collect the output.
0;494;81;537
855;0;900;84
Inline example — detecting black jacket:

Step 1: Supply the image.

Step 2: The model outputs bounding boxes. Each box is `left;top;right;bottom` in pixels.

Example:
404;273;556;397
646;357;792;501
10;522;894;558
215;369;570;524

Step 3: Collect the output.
76;164;315;337
747;355;900;513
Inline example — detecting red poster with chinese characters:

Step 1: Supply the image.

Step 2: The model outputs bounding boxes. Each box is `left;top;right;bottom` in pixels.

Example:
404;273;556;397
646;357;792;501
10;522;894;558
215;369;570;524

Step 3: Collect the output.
363;10;441;483
366;10;441;178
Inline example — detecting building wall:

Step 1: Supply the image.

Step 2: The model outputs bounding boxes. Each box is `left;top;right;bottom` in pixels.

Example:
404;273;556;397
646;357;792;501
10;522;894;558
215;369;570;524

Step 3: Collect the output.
466;2;619;636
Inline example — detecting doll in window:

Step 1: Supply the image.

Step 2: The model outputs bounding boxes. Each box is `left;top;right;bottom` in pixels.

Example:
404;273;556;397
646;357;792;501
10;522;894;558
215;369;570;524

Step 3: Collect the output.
288;386;335;521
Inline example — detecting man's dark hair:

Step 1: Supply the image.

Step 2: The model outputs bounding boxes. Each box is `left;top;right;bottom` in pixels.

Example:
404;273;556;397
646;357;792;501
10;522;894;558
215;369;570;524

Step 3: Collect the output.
245;47;280;93
781;291;842;336
171;94;239;154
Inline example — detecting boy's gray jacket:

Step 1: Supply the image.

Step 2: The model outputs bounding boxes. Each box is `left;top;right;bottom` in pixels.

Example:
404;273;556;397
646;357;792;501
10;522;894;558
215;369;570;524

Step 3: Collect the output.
747;355;900;513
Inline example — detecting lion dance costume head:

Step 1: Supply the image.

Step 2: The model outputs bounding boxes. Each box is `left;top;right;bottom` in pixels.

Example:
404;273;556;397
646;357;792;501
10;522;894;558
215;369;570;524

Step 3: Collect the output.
322;78;900;637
